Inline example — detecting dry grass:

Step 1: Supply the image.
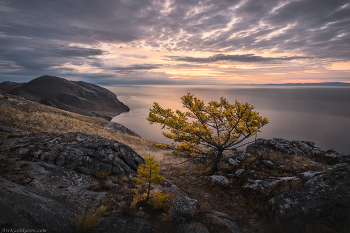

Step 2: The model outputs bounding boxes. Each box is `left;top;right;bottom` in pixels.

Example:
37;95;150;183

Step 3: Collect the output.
0;93;175;163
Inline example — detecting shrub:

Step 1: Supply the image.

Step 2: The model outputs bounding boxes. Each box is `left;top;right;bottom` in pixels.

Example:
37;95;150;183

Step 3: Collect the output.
133;155;165;201
132;155;168;211
94;170;110;180
93;170;110;190
147;190;169;210
247;156;256;164
131;190;169;211
72;205;107;233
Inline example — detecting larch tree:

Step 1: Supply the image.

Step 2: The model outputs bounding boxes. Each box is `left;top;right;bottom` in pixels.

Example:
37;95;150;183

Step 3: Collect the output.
133;155;165;202
147;93;269;174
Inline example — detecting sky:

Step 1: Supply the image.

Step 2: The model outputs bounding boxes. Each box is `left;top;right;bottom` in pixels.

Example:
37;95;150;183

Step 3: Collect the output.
0;0;349;85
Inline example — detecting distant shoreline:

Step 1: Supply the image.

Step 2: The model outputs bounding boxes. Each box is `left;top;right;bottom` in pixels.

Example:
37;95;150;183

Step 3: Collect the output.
101;82;350;86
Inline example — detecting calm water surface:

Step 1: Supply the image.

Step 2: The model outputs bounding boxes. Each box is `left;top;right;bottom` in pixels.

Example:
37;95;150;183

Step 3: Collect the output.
107;85;350;154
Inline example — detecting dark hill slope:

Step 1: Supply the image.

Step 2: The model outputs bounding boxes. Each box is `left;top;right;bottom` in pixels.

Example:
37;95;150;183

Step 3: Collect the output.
0;75;129;120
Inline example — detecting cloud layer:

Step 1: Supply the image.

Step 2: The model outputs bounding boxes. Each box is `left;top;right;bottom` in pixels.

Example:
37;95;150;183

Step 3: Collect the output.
0;0;349;84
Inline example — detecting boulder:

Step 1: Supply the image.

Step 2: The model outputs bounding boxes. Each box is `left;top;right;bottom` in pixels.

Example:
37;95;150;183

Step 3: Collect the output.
244;179;282;195
175;222;210;233
206;211;242;233
267;163;350;232
297;170;322;180
157;180;197;222
205;175;231;186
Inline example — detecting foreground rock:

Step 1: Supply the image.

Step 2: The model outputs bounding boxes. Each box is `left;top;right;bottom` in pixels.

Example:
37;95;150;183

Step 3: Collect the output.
157;180;198;222
206;211;242;233
0;131;145;177
0;177;76;233
0;75;129;120
268;163;350;232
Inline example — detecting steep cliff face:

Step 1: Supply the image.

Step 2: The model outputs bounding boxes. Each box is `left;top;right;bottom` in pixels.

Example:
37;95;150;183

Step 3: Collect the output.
0;75;129;120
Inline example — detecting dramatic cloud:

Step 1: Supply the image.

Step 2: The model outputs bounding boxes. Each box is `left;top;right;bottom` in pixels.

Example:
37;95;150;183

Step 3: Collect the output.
170;54;314;63
113;64;161;71
0;0;349;84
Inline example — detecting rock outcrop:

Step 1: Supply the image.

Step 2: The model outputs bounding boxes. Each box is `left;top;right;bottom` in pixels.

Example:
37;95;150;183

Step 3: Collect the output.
267;163;350;232
0;131;145;177
0;75;129;120
0;177;76;233
247;138;350;164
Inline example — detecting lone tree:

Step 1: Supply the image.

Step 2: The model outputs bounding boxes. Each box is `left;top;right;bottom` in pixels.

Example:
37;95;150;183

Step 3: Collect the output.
133;155;165;202
147;93;269;174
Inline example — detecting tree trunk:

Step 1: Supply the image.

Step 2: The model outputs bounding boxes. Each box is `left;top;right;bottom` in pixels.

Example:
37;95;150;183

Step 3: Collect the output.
209;150;223;175
146;181;151;202
146;165;151;202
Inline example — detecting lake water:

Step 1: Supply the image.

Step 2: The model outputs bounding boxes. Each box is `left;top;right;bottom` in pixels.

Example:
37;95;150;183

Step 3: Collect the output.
107;85;350;154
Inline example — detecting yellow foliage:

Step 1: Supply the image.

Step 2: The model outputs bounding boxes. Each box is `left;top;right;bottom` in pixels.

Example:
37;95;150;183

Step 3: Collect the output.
247;157;256;164
147;93;269;173
147;190;169;210
131;191;147;208
93;170;110;180
132;155;168;210
131;190;169;210
133;155;164;187
179;170;187;176
72;205;107;233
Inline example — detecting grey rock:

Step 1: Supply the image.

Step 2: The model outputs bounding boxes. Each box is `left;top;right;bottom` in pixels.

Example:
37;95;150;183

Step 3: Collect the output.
209;210;234;221
228;158;240;166
105;121;141;137
175;222;210;233
99;217;155;233
0;132;145;177
205;175;231;186
244;179;282;195
156;180;197;222
206;213;242;233
262;160;274;166
234;169;249;180
0;177;76;233
298;170;323;180
247;138;299;156
267;163;350;232
247;138;350;164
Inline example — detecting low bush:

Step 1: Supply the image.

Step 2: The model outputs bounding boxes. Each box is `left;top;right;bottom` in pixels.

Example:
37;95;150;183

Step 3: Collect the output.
72;205;107;233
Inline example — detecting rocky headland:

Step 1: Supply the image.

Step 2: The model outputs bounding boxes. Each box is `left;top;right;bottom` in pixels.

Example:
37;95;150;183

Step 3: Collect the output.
0;91;349;233
0;75;129;120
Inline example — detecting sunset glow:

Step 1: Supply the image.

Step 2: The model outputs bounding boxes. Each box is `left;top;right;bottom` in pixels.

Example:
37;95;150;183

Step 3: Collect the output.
0;0;349;84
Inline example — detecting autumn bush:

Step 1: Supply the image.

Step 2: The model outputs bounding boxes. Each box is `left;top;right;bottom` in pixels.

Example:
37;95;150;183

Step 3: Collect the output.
72;205;107;233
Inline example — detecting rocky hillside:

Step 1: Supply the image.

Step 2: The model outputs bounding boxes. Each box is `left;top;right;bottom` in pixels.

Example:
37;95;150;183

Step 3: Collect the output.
1;92;349;233
0;75;129;120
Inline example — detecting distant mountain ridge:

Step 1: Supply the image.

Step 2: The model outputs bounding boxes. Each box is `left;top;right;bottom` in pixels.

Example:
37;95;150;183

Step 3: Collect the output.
0;75;129;120
265;82;350;86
